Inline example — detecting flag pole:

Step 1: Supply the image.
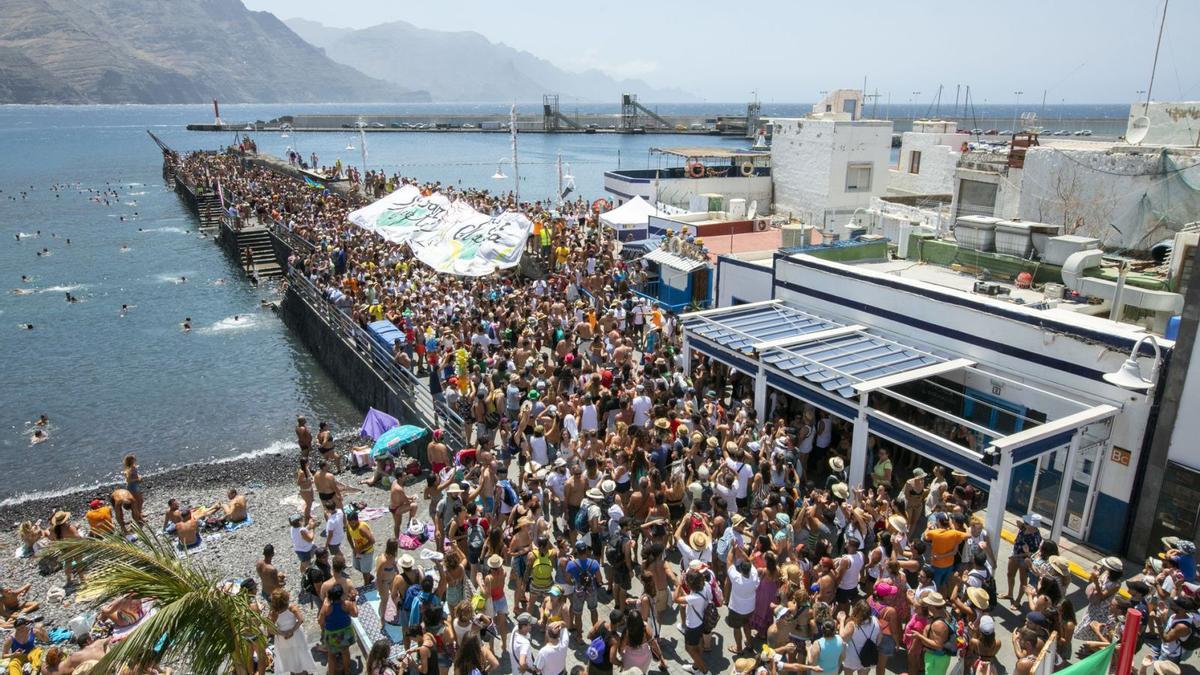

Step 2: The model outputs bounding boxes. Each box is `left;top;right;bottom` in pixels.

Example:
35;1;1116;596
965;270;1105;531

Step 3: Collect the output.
510;103;520;206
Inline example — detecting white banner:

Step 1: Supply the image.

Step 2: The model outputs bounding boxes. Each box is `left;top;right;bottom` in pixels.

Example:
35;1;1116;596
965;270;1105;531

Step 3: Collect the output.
347;185;533;277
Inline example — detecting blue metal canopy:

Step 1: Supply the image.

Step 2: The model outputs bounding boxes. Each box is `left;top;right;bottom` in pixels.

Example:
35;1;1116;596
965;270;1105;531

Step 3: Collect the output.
761;333;943;398
683;303;838;355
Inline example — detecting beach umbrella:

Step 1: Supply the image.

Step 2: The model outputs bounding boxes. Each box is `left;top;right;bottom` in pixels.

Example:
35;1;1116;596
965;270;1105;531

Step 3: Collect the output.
372;425;425;458
359;407;400;440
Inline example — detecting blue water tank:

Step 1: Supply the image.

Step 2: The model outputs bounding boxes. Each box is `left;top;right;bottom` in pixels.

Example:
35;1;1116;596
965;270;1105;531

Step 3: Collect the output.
1166;315;1181;341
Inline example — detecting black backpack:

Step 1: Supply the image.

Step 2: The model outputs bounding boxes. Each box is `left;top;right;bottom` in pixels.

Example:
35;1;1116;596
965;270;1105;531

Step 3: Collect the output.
1179;619;1200;651
855;623;879;667
605;533;629;570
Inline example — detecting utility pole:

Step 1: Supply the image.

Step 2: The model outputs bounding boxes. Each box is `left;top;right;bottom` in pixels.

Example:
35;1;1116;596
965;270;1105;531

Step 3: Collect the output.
510;103;520;205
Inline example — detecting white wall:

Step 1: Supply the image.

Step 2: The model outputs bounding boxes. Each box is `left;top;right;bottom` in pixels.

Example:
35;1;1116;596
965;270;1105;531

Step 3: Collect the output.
888;131;968;196
771;118;893;223
1017;146;1200;249
1128;101;1200;146
605;172;773;212
771;254;1157;510
715;257;774;307
1167;331;1200;470
951;165;1023;220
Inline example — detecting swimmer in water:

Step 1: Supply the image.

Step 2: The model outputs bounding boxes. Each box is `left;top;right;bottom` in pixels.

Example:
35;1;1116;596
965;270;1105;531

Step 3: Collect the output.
21;324;33;330
180;276;187;283
20;276;28;283
182;317;191;332
30;430;46;446
35;415;48;427
212;278;226;285
120;245;130;252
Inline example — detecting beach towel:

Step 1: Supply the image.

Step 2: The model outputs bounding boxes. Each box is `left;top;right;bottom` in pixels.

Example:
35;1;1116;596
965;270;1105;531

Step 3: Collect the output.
110;602;158;642
48;628;73;644
223;516;254;532
397;534;422;550
356;507;387;522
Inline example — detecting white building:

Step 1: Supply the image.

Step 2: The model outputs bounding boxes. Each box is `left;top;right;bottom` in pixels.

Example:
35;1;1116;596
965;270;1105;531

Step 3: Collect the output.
769;115;893;226
1127;100;1200;146
888;120;969;197
698;238;1181;554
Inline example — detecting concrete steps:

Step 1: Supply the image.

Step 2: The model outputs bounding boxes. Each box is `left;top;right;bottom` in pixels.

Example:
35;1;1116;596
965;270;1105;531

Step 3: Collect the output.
233;227;282;278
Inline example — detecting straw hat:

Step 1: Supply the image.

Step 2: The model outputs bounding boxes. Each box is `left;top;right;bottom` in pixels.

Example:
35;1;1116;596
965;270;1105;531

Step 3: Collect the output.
487;554;504;569
50;511;70;527
1100;556;1123;573
731;513;747;529
399;554;416;569
734;657;758;675
922;592;946;607
831;483;850;500
706;437;718;449
1048;555;1071;577
966;587;990;610
828;457;845;472
1146;659;1181;675
689;531;710;550
653;417;670;430
585;488;604;501
600;479;616;495
446;484;464;495
887;514;908;532
911;468;927;478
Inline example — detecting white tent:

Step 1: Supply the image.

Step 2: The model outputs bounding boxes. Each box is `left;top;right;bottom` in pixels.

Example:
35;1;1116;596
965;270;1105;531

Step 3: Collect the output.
599;196;660;232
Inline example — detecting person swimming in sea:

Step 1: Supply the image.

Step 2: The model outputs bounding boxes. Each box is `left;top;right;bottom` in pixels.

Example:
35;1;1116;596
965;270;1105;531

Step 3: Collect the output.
20;324;33;330
30;430;46;446
182;317;191;332
35;415;48;427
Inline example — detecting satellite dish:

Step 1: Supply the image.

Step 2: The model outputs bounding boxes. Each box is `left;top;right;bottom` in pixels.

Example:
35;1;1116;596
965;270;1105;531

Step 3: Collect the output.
748;200;758;220
1127;116;1151;144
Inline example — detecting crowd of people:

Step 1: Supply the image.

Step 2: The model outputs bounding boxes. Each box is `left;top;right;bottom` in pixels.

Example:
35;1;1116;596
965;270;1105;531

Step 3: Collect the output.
21;146;1192;675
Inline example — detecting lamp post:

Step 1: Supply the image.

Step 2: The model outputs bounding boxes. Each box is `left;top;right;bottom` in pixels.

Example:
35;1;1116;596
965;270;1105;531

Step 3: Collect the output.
1103;335;1163;393
1012;91;1024;133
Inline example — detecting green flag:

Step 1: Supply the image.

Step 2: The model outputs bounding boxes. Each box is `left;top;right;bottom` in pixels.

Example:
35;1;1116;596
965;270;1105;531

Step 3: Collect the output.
1057;643;1116;675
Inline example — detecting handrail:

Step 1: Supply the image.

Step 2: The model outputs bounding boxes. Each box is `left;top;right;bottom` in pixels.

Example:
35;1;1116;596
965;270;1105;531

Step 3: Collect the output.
287;271;467;451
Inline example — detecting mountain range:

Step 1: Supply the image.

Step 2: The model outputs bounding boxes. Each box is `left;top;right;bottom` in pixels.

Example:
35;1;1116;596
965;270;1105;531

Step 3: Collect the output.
285;18;695;103
0;0;426;104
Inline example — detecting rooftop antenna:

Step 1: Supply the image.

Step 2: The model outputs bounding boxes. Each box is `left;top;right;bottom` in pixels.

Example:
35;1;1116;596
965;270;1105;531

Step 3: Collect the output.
1129;0;1169;144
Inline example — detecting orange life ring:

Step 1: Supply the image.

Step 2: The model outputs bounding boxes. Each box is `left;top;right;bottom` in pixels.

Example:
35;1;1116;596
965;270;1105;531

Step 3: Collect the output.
688;161;705;178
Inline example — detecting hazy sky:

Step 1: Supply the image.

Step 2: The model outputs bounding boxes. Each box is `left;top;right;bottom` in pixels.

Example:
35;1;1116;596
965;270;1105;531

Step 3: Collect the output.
245;0;1199;104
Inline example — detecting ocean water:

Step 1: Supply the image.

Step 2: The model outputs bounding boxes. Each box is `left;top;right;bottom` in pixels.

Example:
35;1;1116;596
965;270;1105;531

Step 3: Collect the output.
0;103;1126;501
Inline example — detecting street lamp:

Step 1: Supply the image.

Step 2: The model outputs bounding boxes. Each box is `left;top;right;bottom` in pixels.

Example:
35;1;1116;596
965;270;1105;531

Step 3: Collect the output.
492;157;510;180
1103;335;1162;392
1012;91;1024;132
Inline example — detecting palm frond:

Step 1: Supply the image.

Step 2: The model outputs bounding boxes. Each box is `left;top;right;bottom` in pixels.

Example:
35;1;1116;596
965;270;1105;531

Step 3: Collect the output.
46;526;271;675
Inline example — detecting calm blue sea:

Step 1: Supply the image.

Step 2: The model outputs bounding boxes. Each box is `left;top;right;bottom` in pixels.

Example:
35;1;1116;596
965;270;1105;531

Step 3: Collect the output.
0;102;1126;500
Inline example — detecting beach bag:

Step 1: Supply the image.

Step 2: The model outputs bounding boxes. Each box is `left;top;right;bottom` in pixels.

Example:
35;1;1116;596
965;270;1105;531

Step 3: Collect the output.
699;596;719;633
498;479;519;507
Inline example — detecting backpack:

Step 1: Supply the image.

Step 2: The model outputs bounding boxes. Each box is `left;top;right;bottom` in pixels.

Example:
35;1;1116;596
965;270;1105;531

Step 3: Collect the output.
497;479;518;507
855;623;879;667
969;568;998;611
574;502;593;533
1178;618;1200;651
587;632;609;665
466;519;486;551
573;558;597;591
605;534;629;570
530;552;555;589
691;591;719;633
416;593;443;626
400;583;423;614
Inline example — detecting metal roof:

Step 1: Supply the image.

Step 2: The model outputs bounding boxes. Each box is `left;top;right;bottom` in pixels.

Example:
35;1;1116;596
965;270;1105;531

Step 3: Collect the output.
643;247;708;273
683;303;839;355
761;333;945;399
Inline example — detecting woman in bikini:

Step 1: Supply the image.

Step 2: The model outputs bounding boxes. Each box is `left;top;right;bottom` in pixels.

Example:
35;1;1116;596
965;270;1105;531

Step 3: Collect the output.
123;454;144;524
296;462;315;522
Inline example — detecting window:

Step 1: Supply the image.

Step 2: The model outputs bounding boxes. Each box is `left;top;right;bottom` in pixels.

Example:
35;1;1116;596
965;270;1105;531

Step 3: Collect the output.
909;151;922;174
845;163;873;192
842;99;857;115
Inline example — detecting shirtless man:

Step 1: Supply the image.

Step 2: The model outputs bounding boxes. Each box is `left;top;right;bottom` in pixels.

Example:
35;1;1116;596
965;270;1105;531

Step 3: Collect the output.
255;544;285;601
109;485;139;533
296;416;313;466
469;455;499;519
389;467;417;539
427;429;449;476
314;460;341;508
176;508;201;549
317;421;340;473
0;584;37;626
221;488;248;523
161;498;183;533
564;464;588;536
319;555;357;603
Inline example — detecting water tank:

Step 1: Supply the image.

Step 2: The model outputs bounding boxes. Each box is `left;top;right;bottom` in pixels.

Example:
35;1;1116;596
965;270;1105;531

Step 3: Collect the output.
994;219;1033;257
953;215;1000;252
781;223;814;248
1044;235;1101;266
728;198;747;219
1166;315;1181;341
1027;222;1062;258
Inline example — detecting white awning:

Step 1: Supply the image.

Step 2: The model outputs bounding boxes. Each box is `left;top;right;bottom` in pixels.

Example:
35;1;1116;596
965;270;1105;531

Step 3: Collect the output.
643;247;707;273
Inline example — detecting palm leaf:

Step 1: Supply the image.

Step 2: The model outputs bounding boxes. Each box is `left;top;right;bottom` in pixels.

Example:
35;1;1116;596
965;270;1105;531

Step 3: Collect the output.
47;526;271;675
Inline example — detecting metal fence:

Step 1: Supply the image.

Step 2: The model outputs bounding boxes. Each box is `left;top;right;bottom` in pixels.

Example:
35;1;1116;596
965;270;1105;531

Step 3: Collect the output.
287;270;469;452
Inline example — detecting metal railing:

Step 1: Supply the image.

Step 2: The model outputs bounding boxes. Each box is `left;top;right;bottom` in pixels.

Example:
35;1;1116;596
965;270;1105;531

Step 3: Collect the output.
287;271;468;451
